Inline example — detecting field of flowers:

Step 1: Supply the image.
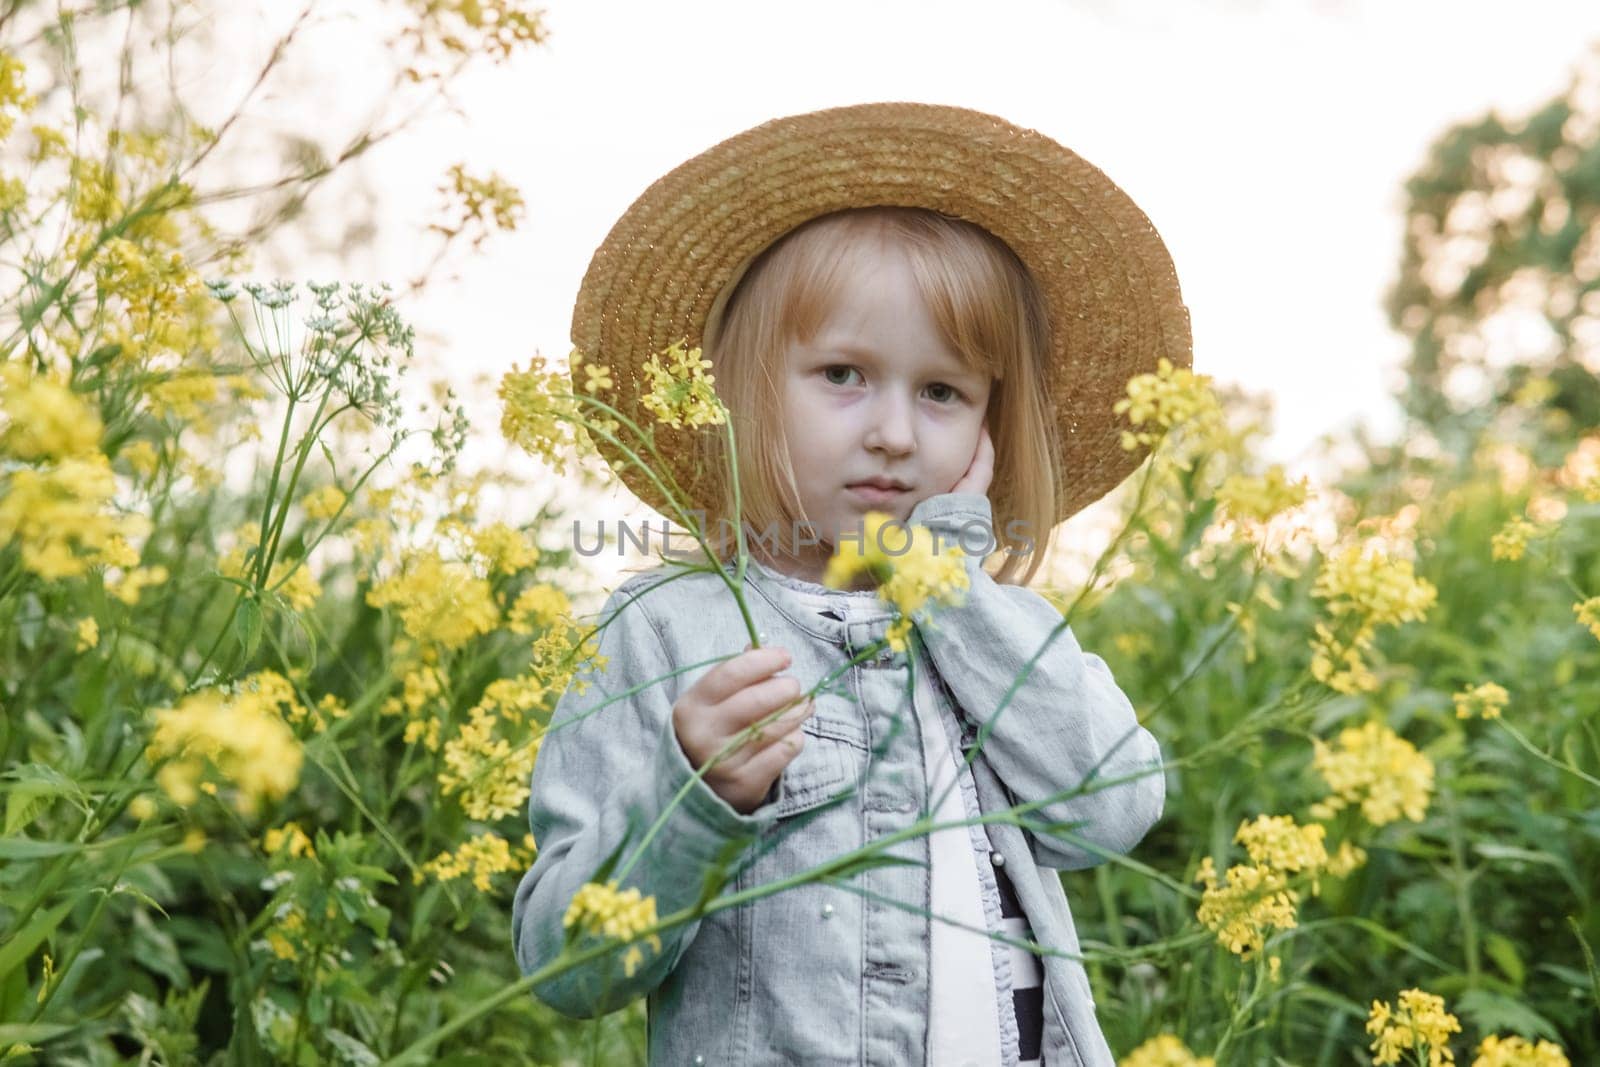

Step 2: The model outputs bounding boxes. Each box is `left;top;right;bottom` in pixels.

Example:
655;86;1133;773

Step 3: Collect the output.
1;4;1597;1065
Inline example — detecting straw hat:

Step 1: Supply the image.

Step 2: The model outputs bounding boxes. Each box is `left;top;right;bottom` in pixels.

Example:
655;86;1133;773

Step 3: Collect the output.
570;100;1192;528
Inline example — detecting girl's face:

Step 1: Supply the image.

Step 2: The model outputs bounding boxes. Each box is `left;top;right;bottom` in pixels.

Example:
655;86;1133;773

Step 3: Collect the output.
773;239;993;583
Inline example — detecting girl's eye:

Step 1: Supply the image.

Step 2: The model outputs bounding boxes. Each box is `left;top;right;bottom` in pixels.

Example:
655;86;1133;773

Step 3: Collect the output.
926;383;962;404
822;365;860;386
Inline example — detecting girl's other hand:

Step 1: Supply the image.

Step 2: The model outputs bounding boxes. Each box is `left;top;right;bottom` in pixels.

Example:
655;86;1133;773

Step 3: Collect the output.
949;423;994;498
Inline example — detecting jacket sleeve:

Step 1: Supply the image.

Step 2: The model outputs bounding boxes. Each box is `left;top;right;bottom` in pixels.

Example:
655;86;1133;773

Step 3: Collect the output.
906;491;1167;871
510;573;779;1017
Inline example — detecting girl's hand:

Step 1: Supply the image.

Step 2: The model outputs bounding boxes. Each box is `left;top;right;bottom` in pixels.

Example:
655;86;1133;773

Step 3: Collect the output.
672;644;816;815
949;423;994;497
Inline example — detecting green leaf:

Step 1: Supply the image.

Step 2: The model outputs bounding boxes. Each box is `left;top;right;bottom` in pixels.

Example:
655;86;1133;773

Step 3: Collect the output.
0;837;84;859
4;786;53;836
0;1023;75;1045
0;898;74;985
234;596;263;664
1484;932;1526;988
1453;988;1560;1041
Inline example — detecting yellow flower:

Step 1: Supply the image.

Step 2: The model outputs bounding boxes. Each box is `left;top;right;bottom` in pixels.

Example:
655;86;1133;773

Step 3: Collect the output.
640;339;726;430
499;350;616;477
145;373;219;424
1491;515;1550;561
1326;839;1368;877
1309;720;1434;827
581;361;614;394
1215;465;1310;525
472;521;540;575
823;511;969;653
563;879;664;979
146;672;306;818
1112;356;1225;468
262;821;316;860
74;616;99;651
438;706;542;821
1453;681;1509;720
419;832;523;893
120;439;161;479
1574;596;1600;642
265;903;306;962
1308;545;1436;694
366;550;499;650
508;582;572;634
1194;855;1300;959
299;484;346;522
128;795;158;820
0;453;146;580
0;363;102;460
1366;988;1461;1067
1118;1033;1216;1067
1313;544;1437;630
107;564;169;606
1470;1034;1571;1067
1234;814;1329;880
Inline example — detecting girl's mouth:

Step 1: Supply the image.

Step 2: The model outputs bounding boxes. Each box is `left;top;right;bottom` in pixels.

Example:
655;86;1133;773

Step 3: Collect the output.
846;483;908;505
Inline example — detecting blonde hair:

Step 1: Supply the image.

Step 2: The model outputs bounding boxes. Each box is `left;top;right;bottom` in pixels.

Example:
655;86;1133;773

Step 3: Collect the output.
697;206;1059;586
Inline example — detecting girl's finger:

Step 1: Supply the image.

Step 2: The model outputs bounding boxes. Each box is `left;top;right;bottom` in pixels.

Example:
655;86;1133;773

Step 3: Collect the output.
737;721;808;785
720;674;805;729
696;645;790;705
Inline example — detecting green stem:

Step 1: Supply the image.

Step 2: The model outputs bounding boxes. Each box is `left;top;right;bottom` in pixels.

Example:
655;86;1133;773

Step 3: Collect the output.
1493;717;1600;789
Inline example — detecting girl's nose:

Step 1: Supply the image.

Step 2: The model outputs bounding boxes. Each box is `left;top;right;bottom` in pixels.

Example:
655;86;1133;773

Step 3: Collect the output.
864;392;916;455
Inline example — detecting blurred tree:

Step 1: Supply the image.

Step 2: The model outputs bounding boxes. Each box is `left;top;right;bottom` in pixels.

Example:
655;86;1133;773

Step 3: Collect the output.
1385;39;1600;466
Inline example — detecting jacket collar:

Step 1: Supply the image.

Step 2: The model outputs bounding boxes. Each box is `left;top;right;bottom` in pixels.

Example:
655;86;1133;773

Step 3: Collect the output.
740;554;895;647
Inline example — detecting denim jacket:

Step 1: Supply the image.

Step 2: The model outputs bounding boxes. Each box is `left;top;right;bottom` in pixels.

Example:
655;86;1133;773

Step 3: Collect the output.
511;492;1167;1066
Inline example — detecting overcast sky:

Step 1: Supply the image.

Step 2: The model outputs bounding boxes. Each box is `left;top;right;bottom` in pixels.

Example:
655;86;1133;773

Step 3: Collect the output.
210;0;1600;586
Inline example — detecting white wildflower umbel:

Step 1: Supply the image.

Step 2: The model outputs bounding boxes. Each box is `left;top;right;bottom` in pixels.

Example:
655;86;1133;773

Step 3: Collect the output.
210;279;418;432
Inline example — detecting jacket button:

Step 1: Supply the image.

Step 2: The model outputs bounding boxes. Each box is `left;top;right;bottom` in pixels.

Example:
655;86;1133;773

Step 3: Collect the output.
693;1057;705;1065
990;849;1005;868
821;903;834;919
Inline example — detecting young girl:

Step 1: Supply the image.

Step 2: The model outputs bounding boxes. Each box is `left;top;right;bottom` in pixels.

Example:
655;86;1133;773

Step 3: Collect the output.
512;102;1190;1067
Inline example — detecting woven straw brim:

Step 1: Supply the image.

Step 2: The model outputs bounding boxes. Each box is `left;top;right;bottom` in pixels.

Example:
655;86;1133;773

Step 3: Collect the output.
570;100;1192;529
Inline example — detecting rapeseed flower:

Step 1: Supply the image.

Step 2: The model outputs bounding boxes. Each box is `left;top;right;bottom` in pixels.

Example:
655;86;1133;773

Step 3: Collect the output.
1195;812;1360;958
499;349;616;478
1215;465;1310;526
419;832;524;893
640;339;725;430
823;510;969;652
298;484;346;521
563;879;663;979
1366;988;1461;1066
1574;596;1600;642
145;671;306;818
1113;356;1225;469
0;453;145;580
0;363;101;459
1454;681;1509;720
1234;814;1329;882
1194;855;1300;959
471;521;540;575
1491;515;1550;561
1471;1034;1571;1067
1308;545;1436;694
1118;1034;1216;1067
366;549;498;650
1313;544;1437;630
1310;720;1434;827
508;582;572;634
438;705;541;821
262;821;316;860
